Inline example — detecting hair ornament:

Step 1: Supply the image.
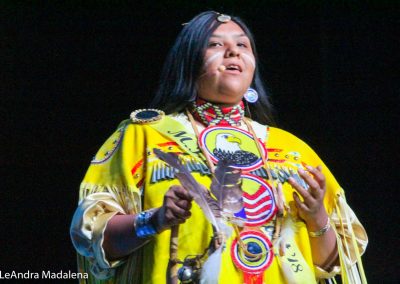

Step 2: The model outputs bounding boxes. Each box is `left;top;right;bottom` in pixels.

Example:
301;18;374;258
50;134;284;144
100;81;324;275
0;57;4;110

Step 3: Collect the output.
217;13;231;23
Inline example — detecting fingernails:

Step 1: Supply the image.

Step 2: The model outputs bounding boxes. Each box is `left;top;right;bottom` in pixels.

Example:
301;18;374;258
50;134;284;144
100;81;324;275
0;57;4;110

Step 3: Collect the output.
306;165;313;171
298;168;305;175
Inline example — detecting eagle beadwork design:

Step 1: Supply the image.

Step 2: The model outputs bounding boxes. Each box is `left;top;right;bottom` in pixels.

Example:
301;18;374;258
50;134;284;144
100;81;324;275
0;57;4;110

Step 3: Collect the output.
213;133;259;166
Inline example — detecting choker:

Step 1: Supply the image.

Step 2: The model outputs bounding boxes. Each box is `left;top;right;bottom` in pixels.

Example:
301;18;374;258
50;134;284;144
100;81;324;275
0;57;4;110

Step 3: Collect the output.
190;98;245;126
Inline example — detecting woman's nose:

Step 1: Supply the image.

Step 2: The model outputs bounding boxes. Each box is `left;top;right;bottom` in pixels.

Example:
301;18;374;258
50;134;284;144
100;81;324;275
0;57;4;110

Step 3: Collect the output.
225;45;240;58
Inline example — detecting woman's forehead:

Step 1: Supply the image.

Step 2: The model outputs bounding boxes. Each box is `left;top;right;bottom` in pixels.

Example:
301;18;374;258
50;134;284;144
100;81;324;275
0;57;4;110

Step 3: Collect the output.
210;21;248;38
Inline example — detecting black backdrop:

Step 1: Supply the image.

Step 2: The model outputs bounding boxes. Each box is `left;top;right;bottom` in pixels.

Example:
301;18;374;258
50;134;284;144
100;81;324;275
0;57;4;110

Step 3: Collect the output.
1;1;398;283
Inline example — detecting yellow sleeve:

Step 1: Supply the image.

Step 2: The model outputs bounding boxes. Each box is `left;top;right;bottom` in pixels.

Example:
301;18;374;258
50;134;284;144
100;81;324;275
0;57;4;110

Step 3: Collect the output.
70;192;126;279
70;120;148;281
267;127;341;212
79;120;143;211
268;127;368;282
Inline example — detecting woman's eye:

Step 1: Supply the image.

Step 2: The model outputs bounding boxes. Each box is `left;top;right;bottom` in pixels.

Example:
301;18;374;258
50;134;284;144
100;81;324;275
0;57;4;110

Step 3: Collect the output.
208;42;222;47
237;42;248;48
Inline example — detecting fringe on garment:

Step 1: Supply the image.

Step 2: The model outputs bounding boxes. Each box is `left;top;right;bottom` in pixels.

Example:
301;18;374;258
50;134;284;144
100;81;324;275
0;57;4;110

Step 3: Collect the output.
76;183;143;284
333;194;367;284
79;183;141;214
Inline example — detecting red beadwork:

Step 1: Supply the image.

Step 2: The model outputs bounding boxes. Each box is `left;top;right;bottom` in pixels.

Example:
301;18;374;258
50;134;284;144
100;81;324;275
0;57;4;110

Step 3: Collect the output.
190;98;245;126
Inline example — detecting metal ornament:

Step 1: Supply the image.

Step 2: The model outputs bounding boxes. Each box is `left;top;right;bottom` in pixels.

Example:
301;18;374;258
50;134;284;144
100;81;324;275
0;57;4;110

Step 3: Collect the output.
178;266;196;283
244;88;259;103
130;109;165;124
217;14;231;23
177;256;201;283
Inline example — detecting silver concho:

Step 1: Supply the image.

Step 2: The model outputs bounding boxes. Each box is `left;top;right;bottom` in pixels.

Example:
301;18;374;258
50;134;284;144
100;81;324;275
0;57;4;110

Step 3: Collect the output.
217;14;231;23
244;88;259;103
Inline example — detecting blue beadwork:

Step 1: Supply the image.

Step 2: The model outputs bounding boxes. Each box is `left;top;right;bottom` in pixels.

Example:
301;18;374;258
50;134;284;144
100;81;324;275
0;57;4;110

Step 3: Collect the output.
247;242;262;254
135;210;157;238
136;110;159;119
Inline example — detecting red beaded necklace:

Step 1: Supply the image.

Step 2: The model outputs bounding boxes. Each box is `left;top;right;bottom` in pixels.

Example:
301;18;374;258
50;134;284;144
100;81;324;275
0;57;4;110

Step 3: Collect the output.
189;98;245;127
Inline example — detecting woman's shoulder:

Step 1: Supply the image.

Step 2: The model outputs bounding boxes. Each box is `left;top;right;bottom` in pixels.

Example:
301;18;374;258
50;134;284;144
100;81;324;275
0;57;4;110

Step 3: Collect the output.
268;126;307;144
249;120;310;148
266;126;318;158
112;109;170;131
128;109;166;125
107;110;194;140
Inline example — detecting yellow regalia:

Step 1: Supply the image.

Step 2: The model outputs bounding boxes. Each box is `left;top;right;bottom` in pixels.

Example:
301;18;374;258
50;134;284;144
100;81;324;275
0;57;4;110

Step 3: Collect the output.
70;112;368;284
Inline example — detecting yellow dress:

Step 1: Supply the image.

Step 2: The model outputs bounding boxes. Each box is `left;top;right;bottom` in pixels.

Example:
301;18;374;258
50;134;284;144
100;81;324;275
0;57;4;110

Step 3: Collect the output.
70;112;368;284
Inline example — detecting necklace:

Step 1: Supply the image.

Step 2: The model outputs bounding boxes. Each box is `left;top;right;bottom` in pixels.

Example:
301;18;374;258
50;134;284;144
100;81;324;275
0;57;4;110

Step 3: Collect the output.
189;98;245;127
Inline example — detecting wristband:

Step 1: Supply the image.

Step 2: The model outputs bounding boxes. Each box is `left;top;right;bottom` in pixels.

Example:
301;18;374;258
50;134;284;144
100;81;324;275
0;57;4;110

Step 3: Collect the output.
134;209;158;238
308;218;331;238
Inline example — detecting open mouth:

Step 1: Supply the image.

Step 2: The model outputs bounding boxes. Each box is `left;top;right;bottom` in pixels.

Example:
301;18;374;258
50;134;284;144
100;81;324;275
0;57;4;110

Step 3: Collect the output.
225;64;242;72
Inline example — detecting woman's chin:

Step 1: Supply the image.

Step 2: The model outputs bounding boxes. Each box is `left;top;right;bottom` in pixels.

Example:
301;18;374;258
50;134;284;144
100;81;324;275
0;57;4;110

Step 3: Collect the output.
211;95;244;106
217;88;246;102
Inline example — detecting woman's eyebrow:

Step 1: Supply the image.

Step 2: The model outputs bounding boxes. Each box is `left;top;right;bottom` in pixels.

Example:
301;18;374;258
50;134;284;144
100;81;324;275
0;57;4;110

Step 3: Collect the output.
209;33;248;39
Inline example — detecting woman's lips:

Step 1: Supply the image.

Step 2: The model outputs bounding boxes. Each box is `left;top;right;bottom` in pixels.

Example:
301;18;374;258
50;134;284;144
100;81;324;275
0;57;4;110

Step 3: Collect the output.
225;64;242;72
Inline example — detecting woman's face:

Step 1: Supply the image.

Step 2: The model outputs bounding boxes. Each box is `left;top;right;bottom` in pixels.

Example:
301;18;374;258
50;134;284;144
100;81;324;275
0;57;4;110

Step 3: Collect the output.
196;21;256;106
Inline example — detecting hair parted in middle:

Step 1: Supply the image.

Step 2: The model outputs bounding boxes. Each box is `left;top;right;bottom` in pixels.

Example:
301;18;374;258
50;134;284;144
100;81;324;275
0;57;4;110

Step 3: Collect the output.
150;11;274;125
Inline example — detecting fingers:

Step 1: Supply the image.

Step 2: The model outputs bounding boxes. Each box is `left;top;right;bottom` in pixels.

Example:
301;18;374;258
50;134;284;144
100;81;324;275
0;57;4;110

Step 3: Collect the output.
164;204;191;224
291;166;326;200
167;200;192;218
169;185;193;201
306;165;326;192
293;191;309;211
162;185;193;226
289;165;328;223
298;168;319;191
288;175;313;204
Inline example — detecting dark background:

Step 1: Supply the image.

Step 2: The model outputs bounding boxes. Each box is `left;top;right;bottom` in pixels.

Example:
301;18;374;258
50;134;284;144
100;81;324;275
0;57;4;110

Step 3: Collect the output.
1;1;398;283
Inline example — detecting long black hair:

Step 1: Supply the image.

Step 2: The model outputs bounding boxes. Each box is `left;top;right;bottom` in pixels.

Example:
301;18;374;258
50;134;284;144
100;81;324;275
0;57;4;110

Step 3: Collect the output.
150;11;275;125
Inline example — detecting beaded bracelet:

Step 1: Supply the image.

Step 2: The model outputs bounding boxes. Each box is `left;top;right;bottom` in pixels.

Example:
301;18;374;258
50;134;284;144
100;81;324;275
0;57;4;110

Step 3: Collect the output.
134;209;158;238
308;218;331;238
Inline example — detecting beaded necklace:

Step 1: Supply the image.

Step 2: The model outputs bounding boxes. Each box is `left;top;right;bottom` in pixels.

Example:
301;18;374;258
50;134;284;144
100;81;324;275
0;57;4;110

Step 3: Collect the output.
189;98;245;127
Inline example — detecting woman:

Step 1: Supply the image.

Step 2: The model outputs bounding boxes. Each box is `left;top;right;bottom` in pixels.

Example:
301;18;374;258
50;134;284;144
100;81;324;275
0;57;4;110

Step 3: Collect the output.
70;11;367;284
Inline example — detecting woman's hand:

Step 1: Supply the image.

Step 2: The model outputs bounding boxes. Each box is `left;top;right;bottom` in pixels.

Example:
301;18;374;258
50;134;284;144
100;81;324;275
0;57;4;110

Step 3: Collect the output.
288;166;339;268
288;165;328;231
155;185;193;231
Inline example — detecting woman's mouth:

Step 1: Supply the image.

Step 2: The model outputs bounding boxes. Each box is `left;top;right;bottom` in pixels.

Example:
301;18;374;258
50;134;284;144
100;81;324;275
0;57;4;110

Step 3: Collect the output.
225;64;242;72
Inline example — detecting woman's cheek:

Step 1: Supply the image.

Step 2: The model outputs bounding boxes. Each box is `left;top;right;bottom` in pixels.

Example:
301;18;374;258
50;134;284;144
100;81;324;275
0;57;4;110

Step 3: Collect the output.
242;53;256;69
204;51;224;68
